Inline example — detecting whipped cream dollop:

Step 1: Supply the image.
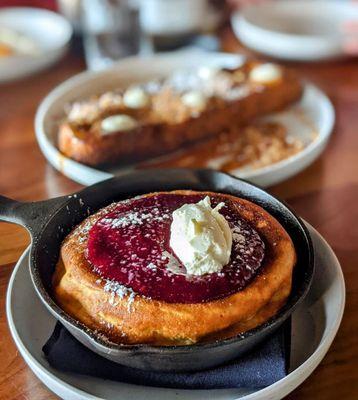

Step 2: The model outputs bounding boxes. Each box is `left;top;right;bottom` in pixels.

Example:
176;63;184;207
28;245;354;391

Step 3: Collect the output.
169;196;232;276
249;63;282;84
181;90;208;110
101;114;138;134
123;87;150;109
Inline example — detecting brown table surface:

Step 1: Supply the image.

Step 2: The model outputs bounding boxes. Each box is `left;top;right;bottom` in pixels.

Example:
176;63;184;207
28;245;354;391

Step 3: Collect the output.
0;28;357;399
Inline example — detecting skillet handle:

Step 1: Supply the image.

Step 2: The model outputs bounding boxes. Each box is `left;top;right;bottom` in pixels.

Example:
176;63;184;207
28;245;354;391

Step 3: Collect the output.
0;195;67;235
0;195;28;226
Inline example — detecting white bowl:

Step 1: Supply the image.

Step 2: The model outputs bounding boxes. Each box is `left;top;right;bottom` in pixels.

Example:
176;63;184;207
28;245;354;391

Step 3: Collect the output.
231;0;358;61
0;7;72;82
35;51;334;187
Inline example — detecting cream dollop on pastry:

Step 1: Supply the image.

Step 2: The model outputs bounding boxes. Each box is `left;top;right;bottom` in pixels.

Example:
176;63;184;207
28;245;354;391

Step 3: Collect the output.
249;63;282;84
123;87;150;109
101;114;138;134
181;90;208;110
170;196;232;276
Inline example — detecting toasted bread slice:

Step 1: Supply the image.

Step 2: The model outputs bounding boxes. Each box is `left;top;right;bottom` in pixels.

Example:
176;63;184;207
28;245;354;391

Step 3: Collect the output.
58;62;303;166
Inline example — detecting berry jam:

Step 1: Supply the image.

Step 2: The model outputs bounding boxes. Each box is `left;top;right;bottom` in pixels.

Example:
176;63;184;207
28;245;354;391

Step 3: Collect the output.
87;194;265;303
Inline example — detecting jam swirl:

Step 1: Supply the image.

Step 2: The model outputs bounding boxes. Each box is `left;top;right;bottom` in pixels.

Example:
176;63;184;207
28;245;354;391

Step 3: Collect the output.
87;194;265;303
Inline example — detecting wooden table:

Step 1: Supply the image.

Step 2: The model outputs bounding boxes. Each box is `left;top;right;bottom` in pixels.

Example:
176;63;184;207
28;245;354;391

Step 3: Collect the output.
0;29;357;399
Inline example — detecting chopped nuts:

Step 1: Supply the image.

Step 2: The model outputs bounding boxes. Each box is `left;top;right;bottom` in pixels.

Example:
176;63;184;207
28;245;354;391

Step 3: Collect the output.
67;100;100;125
98;92;122;111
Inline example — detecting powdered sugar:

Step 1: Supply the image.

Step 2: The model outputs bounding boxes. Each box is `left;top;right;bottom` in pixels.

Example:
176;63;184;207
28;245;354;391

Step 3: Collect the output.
100;209;170;229
102;279;136;311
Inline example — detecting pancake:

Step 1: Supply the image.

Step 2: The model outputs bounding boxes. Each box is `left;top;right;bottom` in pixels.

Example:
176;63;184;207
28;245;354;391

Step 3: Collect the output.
53;190;296;345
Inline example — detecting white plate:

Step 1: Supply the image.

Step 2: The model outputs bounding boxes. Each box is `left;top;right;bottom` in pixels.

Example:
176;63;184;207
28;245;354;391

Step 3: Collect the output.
35;51;334;187
7;224;345;400
35;51;334;188
231;0;358;61
0;7;72;82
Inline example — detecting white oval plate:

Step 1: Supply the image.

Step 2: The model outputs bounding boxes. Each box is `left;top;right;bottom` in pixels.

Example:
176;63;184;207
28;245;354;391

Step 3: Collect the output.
6;224;345;400
35;51;334;187
0;7;72;83
231;0;358;61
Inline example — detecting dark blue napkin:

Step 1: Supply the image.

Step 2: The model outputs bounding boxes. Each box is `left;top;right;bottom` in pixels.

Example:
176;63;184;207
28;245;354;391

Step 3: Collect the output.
43;321;290;389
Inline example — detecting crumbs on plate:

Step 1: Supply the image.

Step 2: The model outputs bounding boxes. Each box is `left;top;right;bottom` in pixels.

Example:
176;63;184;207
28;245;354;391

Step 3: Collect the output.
141;122;314;172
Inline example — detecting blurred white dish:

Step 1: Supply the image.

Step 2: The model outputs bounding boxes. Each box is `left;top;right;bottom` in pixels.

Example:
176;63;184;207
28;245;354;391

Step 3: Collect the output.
231;0;358;61
6;224;345;399
35;51;334;187
0;7;72;82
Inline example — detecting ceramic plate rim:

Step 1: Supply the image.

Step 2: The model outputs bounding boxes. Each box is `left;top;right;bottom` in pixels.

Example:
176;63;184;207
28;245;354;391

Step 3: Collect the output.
34;52;335;187
6;223;345;400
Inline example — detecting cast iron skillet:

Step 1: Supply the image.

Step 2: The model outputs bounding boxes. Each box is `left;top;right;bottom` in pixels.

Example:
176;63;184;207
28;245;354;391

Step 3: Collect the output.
0;169;314;372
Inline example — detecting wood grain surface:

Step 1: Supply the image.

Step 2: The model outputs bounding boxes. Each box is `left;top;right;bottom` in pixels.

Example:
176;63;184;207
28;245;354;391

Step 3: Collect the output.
0;28;357;399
